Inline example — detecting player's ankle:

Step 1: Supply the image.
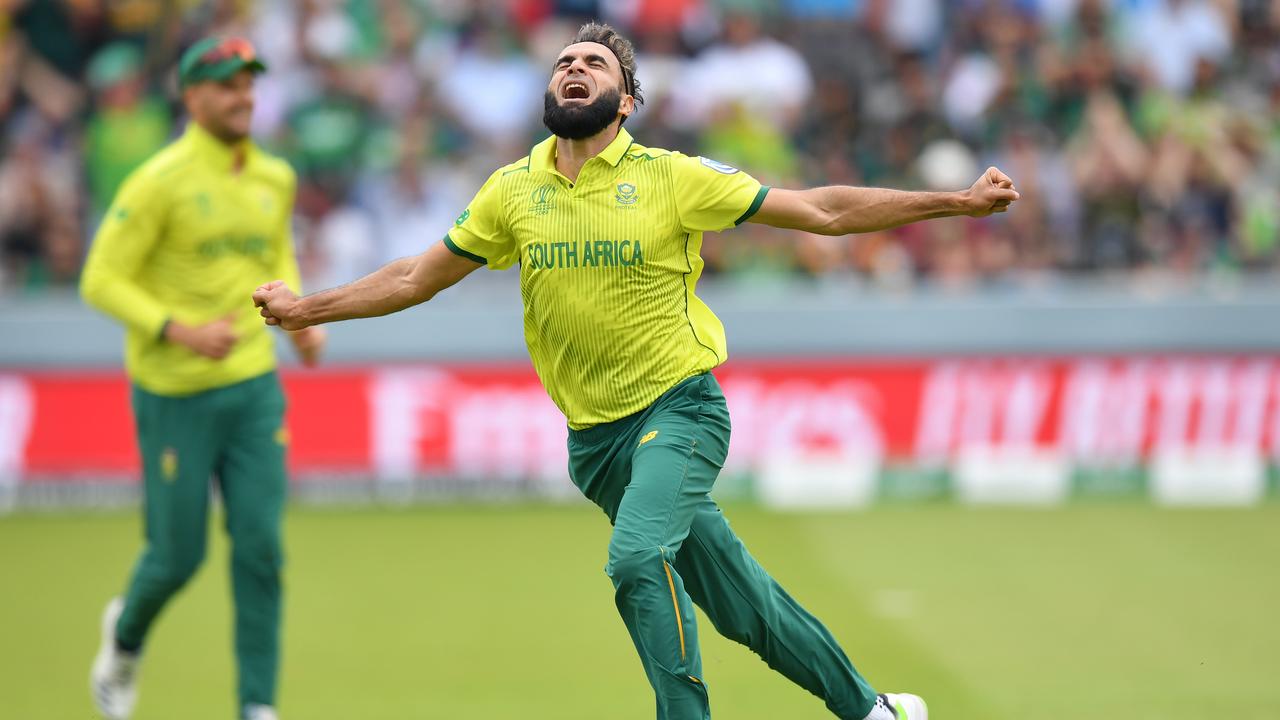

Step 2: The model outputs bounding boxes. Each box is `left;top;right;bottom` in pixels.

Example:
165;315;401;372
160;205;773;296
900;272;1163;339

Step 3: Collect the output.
862;694;896;720
114;637;141;655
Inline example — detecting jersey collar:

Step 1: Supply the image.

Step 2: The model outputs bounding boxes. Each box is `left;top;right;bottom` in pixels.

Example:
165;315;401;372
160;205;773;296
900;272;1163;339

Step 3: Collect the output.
595;127;634;167
182;121;254;172
531;127;634;178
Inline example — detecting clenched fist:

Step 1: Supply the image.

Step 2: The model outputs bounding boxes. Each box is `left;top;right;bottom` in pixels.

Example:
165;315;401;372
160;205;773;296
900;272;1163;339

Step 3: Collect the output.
253;280;308;331
964;166;1021;217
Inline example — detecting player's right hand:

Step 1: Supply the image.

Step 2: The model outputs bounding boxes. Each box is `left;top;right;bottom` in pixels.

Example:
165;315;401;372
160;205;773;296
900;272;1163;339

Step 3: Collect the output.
253;280;307;331
165;314;239;360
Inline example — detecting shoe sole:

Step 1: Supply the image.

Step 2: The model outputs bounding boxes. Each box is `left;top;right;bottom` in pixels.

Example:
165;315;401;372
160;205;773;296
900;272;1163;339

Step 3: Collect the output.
888;692;929;720
90;598;128;720
902;694;928;720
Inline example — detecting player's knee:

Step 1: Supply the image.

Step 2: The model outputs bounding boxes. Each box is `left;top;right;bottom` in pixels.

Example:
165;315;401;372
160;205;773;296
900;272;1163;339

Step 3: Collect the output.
231;533;282;576
606;544;667;589
153;550;205;591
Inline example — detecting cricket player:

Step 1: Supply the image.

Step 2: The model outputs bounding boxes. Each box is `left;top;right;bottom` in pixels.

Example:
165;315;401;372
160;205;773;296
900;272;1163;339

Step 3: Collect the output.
254;22;1018;720
82;37;325;720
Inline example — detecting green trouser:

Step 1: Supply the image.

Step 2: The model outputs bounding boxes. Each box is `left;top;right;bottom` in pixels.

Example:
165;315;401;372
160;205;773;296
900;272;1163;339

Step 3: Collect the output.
116;371;287;716
568;373;878;720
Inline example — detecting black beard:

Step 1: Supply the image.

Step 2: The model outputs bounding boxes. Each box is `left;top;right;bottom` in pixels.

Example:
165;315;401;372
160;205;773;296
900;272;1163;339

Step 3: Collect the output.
543;88;622;140
206;119;249;144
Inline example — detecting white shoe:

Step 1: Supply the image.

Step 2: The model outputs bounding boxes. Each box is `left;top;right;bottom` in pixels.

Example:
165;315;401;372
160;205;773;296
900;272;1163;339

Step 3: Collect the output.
89;597;140;719
884;692;928;720
244;704;279;720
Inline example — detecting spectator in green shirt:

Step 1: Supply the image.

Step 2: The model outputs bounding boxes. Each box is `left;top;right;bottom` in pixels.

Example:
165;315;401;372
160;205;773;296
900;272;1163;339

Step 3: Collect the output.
84;42;171;218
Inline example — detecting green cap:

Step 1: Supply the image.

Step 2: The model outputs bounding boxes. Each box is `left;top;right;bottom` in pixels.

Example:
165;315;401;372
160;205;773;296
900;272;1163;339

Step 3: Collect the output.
88;42;144;89
178;37;267;87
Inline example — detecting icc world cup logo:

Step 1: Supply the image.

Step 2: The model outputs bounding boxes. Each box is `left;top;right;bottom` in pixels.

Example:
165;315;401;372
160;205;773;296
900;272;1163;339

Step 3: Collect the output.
530;184;558;215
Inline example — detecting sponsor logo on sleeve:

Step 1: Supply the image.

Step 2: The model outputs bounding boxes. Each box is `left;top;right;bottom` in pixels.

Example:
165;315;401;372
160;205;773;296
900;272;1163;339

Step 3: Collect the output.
699;157;740;175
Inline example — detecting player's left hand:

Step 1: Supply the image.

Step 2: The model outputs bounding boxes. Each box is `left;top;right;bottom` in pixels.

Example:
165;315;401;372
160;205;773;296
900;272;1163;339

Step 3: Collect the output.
289;326;327;368
964;166;1021;217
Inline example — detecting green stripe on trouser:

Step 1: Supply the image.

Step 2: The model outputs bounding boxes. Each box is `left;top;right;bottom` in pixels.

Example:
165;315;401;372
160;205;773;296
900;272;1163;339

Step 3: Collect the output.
568;374;878;720
115;371;287;715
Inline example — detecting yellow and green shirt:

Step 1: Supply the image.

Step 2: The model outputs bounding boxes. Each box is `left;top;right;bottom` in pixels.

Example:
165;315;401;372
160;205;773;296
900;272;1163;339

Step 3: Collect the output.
81;123;301;396
445;128;769;428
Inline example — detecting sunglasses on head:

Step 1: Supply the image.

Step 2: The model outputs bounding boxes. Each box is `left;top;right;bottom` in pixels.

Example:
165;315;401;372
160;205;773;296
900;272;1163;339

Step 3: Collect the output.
200;37;256;65
620;66;634;98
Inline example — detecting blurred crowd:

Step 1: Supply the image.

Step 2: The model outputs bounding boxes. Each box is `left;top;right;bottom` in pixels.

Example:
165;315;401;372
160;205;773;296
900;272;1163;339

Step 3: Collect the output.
1;0;1278;294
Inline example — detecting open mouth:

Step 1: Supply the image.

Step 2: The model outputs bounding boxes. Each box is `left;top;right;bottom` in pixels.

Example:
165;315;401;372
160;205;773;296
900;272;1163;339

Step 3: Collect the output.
562;81;590;100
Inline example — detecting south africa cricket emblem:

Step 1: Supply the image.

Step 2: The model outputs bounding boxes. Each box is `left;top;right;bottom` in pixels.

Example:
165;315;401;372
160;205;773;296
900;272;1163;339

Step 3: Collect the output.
615;182;638;207
160;448;178;482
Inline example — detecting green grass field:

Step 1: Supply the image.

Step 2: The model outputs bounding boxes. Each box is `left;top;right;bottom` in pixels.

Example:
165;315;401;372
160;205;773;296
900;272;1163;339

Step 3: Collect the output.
2;502;1277;719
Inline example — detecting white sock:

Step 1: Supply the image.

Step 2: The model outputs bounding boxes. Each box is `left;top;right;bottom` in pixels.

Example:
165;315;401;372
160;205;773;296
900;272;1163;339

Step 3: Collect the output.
863;694;897;720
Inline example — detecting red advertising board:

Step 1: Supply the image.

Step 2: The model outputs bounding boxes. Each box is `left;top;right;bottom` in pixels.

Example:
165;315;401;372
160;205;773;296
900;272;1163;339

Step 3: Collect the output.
3;356;1280;482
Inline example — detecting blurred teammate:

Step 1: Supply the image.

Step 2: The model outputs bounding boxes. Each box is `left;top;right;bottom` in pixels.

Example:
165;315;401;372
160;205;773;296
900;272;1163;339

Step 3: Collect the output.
254;22;1017;720
81;37;325;720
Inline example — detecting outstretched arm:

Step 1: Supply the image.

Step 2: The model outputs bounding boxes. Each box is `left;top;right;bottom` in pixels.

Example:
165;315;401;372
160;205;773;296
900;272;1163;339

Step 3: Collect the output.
253;240;483;330
749;167;1020;235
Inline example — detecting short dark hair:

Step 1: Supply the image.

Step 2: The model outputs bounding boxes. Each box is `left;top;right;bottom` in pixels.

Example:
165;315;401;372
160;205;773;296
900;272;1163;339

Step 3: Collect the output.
568;22;644;107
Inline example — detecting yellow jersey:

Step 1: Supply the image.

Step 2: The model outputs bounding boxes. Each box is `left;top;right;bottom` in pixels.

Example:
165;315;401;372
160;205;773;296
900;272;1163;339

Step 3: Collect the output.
81;122;301;396
445;128;769;428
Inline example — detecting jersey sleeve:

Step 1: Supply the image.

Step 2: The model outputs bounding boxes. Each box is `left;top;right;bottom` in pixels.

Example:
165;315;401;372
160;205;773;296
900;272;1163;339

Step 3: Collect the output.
670;152;770;233
443;168;518;270
79;170;170;338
